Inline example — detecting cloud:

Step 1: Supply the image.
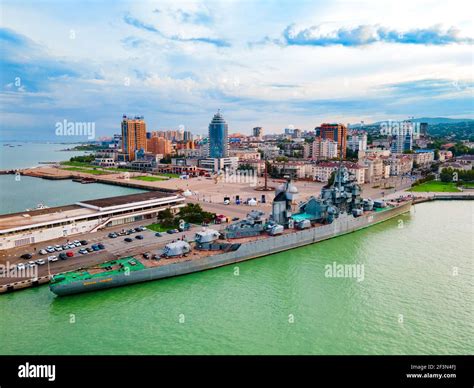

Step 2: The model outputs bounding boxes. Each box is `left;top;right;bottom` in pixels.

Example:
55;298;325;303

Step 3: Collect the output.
123;14;160;33
0;28;79;93
174;9;213;25
379;78;473;97
280;24;474;47
122;13;229;47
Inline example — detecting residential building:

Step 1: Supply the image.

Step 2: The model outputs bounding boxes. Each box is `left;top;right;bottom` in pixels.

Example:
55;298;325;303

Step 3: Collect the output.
252;127;263;139
413;150;435;167
147;135;172;156
388;155;413;176
309;162;365;184
390;121;414;153
121;115;147;161
347;130;368;152
315;123;348;158
311;137;338;160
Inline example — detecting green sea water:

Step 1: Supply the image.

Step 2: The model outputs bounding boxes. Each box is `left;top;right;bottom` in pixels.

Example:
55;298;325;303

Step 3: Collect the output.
0;200;472;355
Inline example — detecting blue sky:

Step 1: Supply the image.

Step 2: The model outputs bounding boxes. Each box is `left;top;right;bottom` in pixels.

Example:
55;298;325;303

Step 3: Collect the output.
0;0;473;140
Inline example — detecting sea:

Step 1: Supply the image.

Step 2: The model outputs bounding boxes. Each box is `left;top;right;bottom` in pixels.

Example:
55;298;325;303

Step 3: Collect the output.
0;143;472;354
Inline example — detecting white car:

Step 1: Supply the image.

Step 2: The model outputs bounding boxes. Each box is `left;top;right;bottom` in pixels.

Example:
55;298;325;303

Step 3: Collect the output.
35;259;46;265
74;242;81;247
46;246;55;253
55;246;63;251
16;263;25;270
68;244;76;249
48;255;58;262
39;249;47;255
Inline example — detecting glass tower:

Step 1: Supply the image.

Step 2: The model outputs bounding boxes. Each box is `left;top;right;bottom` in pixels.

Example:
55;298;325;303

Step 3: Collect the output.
208;110;228;158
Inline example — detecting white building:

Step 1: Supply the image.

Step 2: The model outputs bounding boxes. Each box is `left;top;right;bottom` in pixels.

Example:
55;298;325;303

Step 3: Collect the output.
311;138;338;160
309;162;365;184
0;192;185;250
388;155;414;176
199;157;239;172
347;130;368;152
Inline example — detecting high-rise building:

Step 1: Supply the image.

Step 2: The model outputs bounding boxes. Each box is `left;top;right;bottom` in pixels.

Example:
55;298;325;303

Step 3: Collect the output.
147;135;172;156
420;122;428;138
390;121;413;154
121;115;147;161
312;137;338;160
253;127;263;138
183;131;193;142
208;110;228;158
316;123;347;158
347;130;368;152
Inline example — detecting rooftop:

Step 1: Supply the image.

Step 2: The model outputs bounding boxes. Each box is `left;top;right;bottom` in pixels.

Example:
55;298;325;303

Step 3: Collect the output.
0;191;182;231
78;191;176;210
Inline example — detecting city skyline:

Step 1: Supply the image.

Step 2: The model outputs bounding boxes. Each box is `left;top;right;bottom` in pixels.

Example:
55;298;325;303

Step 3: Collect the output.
1;0;473;141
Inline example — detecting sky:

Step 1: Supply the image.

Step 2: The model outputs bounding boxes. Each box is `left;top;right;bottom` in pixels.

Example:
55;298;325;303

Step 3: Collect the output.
0;0;473;141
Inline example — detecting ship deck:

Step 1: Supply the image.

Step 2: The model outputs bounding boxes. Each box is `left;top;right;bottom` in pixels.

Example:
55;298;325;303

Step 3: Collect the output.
51;201;409;286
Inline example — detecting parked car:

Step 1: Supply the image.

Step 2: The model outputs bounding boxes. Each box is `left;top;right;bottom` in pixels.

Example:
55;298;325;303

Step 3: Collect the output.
20;253;33;260
155;232;163;237
134;227;142;233
74;242;81;247
46;246;55;253
124;237;133;243
16;263;26;270
35;259;46;265
62;244;69;250
135;235;144;240
39;249;48;255
80;240;88;245
86;247;94;252
28;261;36;267
48;255;58;262
79;248;88;255
142;253;151;259
108;233;118;238
67;244;76;249
66;251;74;257
97;243;105;250
166;229;176;234
232;217;240;221
59;253;68;260
126;229;135;235
91;244;100;251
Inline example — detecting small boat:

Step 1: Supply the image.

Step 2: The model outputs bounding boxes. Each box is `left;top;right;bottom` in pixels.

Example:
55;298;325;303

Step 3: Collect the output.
26;203;49;211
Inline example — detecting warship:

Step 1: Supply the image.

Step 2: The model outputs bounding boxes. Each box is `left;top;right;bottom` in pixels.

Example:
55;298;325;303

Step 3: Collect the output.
50;164;412;296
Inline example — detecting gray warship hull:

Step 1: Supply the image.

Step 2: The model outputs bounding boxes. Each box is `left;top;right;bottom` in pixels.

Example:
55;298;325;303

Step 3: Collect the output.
50;201;412;296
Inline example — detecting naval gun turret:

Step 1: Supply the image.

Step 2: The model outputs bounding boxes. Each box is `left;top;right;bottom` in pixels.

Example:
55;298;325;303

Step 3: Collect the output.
271;177;298;228
221;210;266;239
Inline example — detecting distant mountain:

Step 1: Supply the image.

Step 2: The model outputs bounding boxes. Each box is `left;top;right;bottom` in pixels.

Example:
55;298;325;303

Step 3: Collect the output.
358;117;474;127
410;117;474;124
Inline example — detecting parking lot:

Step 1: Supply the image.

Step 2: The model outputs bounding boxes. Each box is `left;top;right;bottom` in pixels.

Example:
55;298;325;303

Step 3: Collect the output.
0;219;228;286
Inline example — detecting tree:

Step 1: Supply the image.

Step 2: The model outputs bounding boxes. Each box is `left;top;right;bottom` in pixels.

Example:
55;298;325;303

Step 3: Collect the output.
237;163;255;171
440;168;454;183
